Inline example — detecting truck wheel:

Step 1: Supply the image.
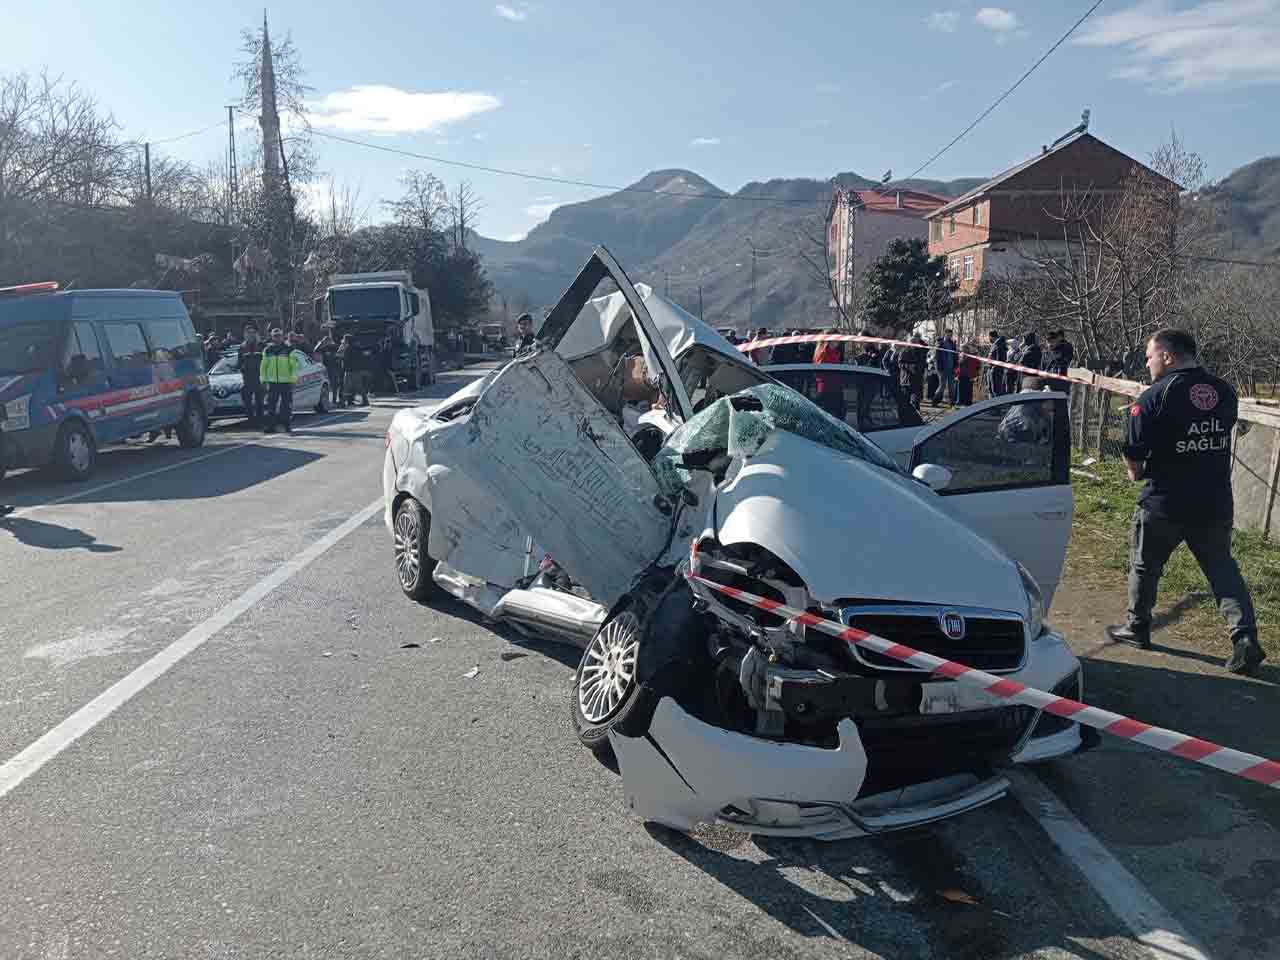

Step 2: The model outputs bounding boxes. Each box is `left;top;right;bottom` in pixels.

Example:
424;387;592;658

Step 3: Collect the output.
55;420;97;481
175;396;207;448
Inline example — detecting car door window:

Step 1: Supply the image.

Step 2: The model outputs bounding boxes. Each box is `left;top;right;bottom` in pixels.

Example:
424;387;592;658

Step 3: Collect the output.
63;321;106;378
677;345;773;415
143;317;194;363
102;321;151;370
912;397;1067;494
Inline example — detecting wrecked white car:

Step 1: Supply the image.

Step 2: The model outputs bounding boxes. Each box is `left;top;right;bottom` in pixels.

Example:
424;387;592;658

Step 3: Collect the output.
383;247;1091;840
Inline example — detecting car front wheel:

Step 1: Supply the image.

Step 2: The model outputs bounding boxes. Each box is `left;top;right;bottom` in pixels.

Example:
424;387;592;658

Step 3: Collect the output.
55;420;96;481
572;607;643;762
393;498;438;601
175;397;207;448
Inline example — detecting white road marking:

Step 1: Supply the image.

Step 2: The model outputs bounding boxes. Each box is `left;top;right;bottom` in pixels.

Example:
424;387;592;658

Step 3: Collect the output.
8;411;354;515
1009;770;1211;960
0;496;384;800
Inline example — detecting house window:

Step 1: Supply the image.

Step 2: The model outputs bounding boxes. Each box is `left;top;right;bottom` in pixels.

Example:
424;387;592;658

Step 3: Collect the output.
929;221;941;243
949;256;961;279
974;205;983;226
963;254;975;280
948;215;956;236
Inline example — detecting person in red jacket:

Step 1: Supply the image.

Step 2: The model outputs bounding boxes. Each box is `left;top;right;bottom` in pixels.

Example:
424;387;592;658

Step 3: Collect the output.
813;337;846;422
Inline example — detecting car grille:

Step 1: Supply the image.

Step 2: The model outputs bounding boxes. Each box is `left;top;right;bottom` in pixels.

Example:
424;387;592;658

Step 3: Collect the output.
839;604;1026;674
1030;671;1083;738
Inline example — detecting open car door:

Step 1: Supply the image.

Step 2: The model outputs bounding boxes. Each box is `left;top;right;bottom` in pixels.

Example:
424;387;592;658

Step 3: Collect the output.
426;248;691;609
909;393;1073;607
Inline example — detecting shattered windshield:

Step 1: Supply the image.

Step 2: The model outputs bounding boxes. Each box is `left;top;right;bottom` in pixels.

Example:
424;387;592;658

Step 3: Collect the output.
653;382;902;495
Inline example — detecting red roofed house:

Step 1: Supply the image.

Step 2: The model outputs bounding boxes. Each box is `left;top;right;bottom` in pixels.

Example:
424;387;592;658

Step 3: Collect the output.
925;131;1179;297
826;187;948;324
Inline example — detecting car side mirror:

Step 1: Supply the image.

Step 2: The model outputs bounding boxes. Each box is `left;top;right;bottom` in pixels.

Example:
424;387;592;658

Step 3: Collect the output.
65;354;90;382
912;463;953;491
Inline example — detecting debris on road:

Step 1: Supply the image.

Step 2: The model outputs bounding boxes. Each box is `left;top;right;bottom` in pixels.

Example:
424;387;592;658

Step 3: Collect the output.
500;650;528;662
400;642;421;649
321;651;333;658
428;636;442;644
463;666;480;679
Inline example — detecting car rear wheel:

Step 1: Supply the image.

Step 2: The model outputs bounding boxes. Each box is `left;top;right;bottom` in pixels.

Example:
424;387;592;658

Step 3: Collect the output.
55;420;96;482
393;498;438;601
175;397;207;448
315;384;330;413
572;607;643;763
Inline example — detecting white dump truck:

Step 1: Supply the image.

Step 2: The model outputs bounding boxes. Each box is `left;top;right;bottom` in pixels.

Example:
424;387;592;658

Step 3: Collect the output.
315;271;436;389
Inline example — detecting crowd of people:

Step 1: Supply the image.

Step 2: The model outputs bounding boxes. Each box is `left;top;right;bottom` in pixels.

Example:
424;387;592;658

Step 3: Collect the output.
201;323;400;433
737;324;1078;411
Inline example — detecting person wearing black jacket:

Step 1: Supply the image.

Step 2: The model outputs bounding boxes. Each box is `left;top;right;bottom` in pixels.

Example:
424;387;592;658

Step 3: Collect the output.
1015;332;1042;391
314;328;341;403
1042;329;1075;380
987;330;1008;397
1106;329;1263;675
513;313;536;356
238;327;265;425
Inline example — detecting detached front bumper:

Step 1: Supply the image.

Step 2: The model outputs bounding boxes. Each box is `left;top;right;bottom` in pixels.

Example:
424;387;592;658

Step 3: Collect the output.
610;628;1089;840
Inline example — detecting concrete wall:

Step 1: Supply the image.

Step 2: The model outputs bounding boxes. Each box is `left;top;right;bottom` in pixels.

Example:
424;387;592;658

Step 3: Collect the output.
1232;419;1280;540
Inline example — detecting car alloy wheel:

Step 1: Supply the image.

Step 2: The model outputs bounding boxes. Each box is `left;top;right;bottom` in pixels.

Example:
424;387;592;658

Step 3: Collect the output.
393;504;421;591
67;430;92;474
577;610;641;724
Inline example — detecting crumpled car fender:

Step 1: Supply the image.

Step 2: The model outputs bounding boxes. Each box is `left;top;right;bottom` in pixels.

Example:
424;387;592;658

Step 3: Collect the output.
610;697;867;832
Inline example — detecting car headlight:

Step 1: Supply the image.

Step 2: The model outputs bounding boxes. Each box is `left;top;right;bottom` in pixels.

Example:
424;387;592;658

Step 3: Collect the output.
1017;562;1045;640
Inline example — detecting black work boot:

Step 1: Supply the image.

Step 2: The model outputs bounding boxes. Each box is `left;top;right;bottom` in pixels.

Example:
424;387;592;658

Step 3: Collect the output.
1106;624;1152;650
1225;639;1267;676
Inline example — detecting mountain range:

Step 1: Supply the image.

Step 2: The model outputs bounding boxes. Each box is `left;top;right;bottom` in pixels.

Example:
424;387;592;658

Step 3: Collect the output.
471;157;1279;331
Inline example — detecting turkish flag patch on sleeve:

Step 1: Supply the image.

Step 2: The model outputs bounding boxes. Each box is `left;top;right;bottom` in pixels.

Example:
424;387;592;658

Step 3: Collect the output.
1130;404;1142;417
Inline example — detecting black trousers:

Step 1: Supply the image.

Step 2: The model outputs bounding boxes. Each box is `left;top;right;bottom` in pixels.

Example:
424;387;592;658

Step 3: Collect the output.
265;382;293;429
241;380;264;422
1126;507;1256;645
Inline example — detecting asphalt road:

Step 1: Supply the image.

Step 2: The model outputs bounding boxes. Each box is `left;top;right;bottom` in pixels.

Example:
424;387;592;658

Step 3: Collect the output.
0;365;1272;959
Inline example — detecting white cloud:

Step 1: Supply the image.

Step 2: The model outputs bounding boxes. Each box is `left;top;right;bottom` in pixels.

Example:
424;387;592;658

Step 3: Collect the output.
690;137;721;147
927;10;961;31
975;7;1019;31
1075;0;1280;90
495;4;528;21
307;85;500;134
503;232;528;242
920;79;957;99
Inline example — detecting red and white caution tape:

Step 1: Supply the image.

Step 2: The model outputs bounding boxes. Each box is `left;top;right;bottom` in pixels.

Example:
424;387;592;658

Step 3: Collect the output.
684;564;1280;790
738;332;1095;390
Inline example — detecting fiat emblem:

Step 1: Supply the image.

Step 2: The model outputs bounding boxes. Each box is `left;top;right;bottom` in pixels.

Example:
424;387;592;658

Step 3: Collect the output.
939;611;966;640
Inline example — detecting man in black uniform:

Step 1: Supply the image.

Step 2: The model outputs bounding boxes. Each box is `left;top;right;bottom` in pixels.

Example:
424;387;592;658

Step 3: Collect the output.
512;313;536;356
0;404;13;517
1106;329;1264;675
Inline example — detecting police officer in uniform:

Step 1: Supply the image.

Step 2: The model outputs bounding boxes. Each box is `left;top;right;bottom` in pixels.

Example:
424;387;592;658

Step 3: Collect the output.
1106;329;1265;675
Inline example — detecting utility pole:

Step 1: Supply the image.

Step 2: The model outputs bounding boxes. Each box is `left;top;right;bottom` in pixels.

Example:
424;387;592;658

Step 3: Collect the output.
143;142;152;203
698;284;704;322
746;237;759;329
225;105;239;223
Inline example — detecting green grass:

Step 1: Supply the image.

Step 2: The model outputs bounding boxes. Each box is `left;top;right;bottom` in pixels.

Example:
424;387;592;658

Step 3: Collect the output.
1069;454;1280;652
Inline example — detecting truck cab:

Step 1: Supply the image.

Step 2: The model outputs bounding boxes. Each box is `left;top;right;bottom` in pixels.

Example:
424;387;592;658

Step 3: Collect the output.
316;272;435;389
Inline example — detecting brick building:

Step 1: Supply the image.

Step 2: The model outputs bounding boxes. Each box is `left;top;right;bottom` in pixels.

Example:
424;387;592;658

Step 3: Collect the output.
925;132;1178;296
827;188;948;324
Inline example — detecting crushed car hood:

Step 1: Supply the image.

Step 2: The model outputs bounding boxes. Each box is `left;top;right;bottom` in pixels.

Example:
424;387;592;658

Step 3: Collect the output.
713;427;1027;612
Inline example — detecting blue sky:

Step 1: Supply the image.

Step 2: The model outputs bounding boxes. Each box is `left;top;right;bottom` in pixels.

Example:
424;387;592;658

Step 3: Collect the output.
8;1;1278;241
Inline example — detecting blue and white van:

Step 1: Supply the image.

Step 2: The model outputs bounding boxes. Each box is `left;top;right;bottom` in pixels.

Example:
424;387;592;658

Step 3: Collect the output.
0;283;211;483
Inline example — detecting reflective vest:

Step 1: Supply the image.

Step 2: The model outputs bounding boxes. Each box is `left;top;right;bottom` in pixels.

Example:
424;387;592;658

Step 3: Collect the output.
260;345;299;384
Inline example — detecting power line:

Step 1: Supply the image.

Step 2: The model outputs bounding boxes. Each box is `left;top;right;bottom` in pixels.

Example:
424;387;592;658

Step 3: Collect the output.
147;119;229;147
898;0;1108;183
310;129;816;206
